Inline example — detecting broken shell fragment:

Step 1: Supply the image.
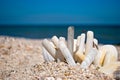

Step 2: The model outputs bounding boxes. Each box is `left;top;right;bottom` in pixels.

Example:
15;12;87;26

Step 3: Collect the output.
79;33;85;51
80;48;98;69
94;38;98;46
93;38;98;49
51;36;59;48
42;39;56;59
42;47;55;62
74;33;85;62
58;40;76;66
51;36;65;62
76;35;81;50
50;41;56;49
85;31;94;56
73;39;77;53
67;26;74;56
102;45;118;66
59;37;66;45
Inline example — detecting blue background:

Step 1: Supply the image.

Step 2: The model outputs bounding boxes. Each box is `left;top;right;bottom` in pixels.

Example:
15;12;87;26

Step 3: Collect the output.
0;0;120;25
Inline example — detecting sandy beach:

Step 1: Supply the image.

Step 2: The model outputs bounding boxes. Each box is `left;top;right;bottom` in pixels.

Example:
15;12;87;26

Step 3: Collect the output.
0;36;119;80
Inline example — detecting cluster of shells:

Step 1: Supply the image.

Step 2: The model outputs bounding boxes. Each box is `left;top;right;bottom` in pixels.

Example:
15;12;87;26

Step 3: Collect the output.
42;26;120;77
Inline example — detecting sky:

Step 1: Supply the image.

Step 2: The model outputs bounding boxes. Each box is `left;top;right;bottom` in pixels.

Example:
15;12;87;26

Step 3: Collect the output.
0;0;120;25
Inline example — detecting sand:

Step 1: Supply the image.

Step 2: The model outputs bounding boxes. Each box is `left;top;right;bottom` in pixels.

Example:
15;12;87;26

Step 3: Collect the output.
0;36;119;80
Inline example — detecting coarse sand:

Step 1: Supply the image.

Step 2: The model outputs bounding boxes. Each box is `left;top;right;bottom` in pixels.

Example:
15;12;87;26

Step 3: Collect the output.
0;36;119;80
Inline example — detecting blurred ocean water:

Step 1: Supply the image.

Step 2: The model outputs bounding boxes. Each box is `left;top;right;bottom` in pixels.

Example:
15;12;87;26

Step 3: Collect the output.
0;24;120;44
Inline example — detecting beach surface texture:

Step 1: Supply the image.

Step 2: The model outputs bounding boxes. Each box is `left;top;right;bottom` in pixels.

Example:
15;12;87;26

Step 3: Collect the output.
0;36;119;80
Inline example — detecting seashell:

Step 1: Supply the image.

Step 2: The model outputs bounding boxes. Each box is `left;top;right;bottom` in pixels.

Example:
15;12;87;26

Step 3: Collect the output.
102;45;118;66
80;48;98;69
93;48;106;67
93;38;98;49
50;41;56;49
58;40;76;66
99;61;120;77
56;49;65;62
74;51;85;63
42;47;55;62
67;26;74;56
85;31;94;56
74;33;85;62
42;39;56;59
94;45;118;67
73;39;77;53
52;36;65;62
59;37;66;45
93;38;98;46
76;35;81;50
51;36;59;48
79;33;85;51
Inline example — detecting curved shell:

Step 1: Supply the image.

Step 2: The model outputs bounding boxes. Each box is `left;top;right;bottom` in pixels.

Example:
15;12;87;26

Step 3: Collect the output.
94;45;118;67
101;45;118;66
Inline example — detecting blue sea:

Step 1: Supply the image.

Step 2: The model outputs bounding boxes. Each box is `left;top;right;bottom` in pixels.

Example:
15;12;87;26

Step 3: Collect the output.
0;24;120;44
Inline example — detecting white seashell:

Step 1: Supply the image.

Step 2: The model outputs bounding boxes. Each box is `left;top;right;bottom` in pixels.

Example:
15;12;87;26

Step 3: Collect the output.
59;37;66;41
42;47;55;62
58;40;76;66
80;48;98;69
50;41;56;49
51;36;59;48
73;39;77;53
93;48;106;67
79;33;85;52
94;45;118;67
59;37;66;45
93;38;98;46
51;36;65;62
102;45;118;66
76;35;81;50
85;31;94;56
42;39;56;59
67;26;74;56
74;33;85;62
93;38;98;49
